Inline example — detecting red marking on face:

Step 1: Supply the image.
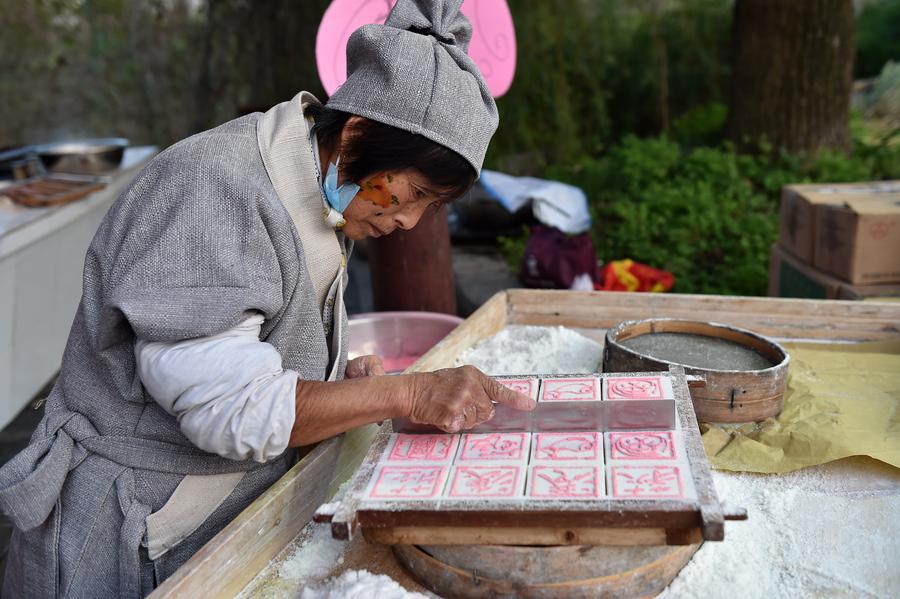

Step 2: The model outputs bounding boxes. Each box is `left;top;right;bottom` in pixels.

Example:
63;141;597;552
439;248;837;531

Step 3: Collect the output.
358;175;392;208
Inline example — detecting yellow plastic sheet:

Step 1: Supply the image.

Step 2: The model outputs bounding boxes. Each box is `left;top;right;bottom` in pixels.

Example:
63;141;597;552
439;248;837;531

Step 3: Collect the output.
701;340;900;473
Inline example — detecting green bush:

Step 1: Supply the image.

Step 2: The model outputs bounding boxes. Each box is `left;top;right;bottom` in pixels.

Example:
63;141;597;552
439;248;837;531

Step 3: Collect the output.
534;132;900;296
498;226;530;273
487;0;733;171
856;0;900;79
670;102;728;147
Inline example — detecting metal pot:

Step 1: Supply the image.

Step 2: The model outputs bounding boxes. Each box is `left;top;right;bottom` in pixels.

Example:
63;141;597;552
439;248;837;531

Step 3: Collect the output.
34;138;128;175
348;311;463;373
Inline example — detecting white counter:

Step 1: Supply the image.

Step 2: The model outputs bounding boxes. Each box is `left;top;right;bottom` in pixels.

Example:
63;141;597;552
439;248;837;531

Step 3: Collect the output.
0;147;156;428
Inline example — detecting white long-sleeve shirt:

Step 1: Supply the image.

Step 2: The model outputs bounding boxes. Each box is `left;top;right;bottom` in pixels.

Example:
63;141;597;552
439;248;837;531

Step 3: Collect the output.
135;313;297;462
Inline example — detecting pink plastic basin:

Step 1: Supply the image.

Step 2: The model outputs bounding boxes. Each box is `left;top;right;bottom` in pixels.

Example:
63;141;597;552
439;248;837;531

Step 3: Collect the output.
348;311;463;373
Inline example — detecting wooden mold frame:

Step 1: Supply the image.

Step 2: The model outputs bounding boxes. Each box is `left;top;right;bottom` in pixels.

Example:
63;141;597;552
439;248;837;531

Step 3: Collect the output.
149;291;900;598
323;367;742;547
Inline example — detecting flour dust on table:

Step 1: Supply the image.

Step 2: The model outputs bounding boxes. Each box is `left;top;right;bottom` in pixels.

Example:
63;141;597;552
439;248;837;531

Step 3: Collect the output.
456;325;603;374
299;569;432;599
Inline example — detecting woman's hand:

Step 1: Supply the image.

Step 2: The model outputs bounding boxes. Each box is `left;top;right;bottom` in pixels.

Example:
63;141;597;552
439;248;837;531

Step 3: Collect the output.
345;354;385;379
291;365;535;446
405;365;536;433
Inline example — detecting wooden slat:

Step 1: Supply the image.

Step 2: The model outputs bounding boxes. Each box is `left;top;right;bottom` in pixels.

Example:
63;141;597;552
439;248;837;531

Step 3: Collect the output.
148;436;343;599
506;290;900;341
671;366;725;541
364;526;672;546
356;505;700;531
331;432;394;540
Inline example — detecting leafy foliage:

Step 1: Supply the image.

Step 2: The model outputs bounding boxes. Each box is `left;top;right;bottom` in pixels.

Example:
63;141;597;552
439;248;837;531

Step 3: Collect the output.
487;0;732;173
498;226;530;273
537;130;900;296
855;0;900;79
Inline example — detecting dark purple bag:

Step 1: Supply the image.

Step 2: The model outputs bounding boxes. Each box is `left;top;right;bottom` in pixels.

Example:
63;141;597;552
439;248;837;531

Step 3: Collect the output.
519;225;601;289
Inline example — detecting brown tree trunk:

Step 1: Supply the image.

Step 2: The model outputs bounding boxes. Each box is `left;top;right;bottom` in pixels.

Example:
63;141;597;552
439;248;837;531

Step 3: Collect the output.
726;0;855;153
369;206;457;315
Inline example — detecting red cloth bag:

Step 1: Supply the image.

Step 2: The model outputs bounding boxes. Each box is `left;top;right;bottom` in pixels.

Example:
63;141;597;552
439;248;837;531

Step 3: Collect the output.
520;225;601;289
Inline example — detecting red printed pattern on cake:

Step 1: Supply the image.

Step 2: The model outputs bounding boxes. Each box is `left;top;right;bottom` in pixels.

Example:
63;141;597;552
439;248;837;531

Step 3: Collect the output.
541;378;599;402
606;377;666;400
448;466;523;498
370;466;447;499
611;465;684;499
533;432;601;461
529;466;602;498
388;434;456;462
608;431;676;460
458;433;529;461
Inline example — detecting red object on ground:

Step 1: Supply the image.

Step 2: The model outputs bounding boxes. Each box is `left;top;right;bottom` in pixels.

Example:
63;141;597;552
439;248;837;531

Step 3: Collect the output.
598;259;675;292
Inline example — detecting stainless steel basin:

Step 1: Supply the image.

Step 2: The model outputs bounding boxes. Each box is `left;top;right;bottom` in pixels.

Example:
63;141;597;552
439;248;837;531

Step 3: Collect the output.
348;311;463;373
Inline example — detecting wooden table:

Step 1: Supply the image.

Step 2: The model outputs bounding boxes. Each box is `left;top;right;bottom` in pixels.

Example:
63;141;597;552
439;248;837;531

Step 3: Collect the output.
150;290;900;598
0;148;156;428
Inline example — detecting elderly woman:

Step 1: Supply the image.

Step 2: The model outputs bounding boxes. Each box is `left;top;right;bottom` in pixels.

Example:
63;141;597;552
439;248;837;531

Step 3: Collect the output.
0;1;534;596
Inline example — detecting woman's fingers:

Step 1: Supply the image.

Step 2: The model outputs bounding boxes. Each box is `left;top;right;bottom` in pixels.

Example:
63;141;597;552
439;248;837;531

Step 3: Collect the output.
364;355;386;376
442;413;466;433
482;376;537;411
408;366;534;432
344;355;385;379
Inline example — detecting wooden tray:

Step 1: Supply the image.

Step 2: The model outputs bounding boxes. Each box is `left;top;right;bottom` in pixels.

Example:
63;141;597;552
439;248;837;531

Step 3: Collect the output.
149;291;900;599
0;174;105;207
319;367;745;547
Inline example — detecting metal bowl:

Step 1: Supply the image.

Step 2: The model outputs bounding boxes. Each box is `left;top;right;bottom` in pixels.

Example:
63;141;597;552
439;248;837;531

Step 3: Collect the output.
348;311;463;373
34;138;128;175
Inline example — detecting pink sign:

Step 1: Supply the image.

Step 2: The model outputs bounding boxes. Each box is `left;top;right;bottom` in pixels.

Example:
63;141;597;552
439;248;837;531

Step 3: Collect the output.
608;431;677;461
528;466;603;499
316;0;516;97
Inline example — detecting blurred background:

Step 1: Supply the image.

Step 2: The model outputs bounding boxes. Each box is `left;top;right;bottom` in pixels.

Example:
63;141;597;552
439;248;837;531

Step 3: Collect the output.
3;0;898;299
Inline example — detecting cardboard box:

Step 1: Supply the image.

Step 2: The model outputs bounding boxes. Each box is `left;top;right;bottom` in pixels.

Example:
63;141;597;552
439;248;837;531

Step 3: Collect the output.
779;181;900;265
779;185;839;263
813;194;900;284
768;244;900;300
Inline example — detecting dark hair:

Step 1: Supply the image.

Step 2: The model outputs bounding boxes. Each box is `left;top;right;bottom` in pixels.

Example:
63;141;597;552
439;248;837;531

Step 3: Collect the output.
307;104;476;202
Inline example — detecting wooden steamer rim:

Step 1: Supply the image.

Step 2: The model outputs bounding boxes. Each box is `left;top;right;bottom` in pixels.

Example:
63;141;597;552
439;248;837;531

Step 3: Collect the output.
603;318;790;423
393;542;700;599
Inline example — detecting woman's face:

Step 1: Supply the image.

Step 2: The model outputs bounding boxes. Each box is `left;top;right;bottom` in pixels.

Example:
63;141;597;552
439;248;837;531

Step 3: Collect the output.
339;170;442;240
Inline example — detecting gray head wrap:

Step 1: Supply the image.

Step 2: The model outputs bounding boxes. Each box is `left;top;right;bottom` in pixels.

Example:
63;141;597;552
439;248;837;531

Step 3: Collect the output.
325;0;499;175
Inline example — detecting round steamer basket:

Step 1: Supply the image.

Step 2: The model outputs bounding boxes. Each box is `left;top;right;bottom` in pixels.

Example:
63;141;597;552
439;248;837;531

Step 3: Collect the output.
603;318;790;423
394;543;699;598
